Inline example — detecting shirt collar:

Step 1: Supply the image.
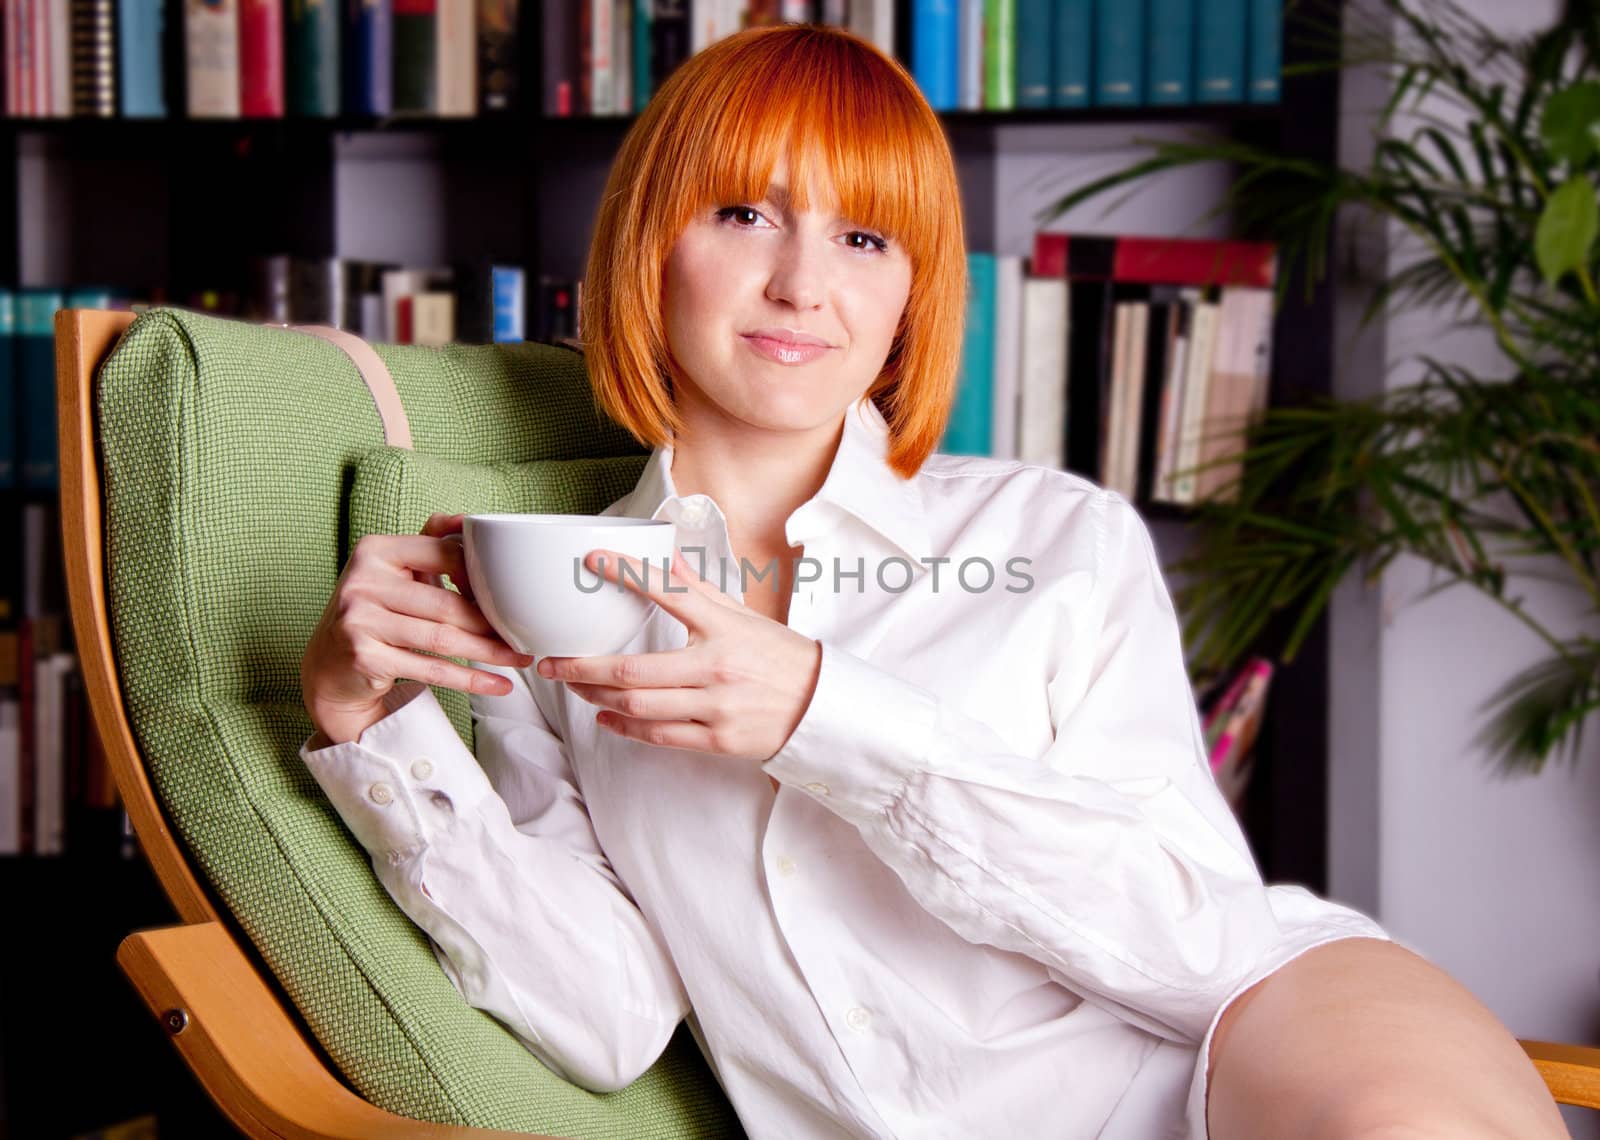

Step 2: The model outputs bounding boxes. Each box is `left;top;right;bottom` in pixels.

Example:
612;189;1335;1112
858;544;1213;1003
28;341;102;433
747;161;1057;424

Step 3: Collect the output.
611;397;932;568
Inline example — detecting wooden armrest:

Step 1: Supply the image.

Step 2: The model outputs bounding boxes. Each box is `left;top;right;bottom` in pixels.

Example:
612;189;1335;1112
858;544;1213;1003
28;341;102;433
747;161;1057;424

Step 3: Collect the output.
118;921;561;1139
1521;1039;1600;1111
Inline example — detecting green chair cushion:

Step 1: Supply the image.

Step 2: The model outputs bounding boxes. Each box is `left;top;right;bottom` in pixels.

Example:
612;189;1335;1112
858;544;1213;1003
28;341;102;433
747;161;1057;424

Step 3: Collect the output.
96;306;740;1136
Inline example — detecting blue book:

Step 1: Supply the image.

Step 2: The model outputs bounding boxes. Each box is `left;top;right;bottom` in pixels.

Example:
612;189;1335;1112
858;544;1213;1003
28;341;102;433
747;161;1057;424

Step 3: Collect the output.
19;290;65;492
912;0;959;111
1053;0;1091;107
1147;0;1194;104
344;0;393;116
943;254;995;457
1093;0;1145;106
1247;0;1282;103
0;291;14;489
117;0;166;117
492;267;525;343
1196;0;1246;103
1016;0;1053;108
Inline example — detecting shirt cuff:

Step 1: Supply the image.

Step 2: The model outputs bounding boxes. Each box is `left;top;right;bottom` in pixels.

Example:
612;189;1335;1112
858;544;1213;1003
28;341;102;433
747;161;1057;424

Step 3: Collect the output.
1186;907;1397;1138
760;640;940;825
299;681;497;858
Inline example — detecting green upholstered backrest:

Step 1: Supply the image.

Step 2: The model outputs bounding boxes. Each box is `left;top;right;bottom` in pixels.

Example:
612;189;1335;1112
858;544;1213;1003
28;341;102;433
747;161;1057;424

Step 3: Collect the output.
95;307;740;1136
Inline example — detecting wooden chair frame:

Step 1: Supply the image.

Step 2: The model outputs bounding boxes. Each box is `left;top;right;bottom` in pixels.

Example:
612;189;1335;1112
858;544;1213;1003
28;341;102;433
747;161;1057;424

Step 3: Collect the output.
54;308;1600;1136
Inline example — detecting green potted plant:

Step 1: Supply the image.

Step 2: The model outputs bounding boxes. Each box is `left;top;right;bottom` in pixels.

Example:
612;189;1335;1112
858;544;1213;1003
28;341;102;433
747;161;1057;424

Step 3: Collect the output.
1041;0;1599;773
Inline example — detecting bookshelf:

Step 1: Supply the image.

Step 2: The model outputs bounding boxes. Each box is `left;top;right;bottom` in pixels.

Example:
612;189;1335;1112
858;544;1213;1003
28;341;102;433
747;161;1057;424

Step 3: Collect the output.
0;1;1344;1133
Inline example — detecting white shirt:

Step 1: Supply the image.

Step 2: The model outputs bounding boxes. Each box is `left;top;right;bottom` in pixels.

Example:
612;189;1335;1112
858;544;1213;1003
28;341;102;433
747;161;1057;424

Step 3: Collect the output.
301;395;1394;1139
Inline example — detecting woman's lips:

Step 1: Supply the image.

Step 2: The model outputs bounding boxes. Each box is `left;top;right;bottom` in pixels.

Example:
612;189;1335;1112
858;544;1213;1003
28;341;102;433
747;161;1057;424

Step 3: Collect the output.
741;334;834;365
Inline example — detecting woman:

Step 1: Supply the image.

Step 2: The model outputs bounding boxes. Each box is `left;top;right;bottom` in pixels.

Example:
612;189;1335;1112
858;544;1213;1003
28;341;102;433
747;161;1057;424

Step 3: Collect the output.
299;24;1567;1140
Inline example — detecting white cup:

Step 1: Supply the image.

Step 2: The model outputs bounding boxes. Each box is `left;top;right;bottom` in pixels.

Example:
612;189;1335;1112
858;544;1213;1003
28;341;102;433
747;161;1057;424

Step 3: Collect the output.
462;513;678;659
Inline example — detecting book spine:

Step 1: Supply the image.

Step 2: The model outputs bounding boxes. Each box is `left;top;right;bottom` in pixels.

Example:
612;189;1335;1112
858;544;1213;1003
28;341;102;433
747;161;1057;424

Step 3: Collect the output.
0;291;14;490
51;0;72;114
491;265;524;343
117;0;166;116
580;0;613;114
1093;0;1143;106
1015;0;1050;108
611;0;631;113
1247;0;1281;103
392;0;437;112
1146;0;1192;105
649;0;687;102
186;0;241;117
19;290;62;490
911;0;957;111
990;255;1024;460
1016;276;1067;469
942;252;995;456
287;0;341;116
1195;0;1245;104
478;0;515;112
239;0;285;116
345;0;393;116
957;0;980;110
70;0;116;117
1172;294;1218;504
436;0;473;115
982;0;1014;110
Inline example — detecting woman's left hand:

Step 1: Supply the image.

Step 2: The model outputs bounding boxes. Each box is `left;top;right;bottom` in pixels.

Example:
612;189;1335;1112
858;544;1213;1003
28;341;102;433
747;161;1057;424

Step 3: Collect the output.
536;548;822;763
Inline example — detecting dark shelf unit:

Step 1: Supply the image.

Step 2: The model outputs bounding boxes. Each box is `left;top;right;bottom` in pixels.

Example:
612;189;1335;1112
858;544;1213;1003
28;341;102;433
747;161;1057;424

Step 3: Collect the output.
0;3;1343;1134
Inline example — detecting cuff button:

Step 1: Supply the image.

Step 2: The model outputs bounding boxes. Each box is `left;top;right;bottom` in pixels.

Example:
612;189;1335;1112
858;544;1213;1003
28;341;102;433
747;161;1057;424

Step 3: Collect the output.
368;782;394;806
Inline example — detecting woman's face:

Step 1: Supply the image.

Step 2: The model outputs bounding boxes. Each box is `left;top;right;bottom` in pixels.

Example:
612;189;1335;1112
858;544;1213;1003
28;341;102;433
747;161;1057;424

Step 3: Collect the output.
662;153;913;438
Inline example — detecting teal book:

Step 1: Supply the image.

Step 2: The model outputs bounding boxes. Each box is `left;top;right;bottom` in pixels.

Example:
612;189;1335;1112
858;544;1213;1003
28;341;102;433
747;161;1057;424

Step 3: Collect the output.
288;0;342;116
0;291;14;488
1053;0;1090;107
1247;0;1282;103
1147;0;1193;104
983;0;1016;110
117;0;166;117
944;254;995;457
1196;0;1246;103
19;290;65;491
1093;0;1144;106
1016;0;1052;107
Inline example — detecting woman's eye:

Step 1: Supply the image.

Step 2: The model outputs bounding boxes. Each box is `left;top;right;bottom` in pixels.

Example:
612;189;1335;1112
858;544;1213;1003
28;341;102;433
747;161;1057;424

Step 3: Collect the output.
715;206;890;254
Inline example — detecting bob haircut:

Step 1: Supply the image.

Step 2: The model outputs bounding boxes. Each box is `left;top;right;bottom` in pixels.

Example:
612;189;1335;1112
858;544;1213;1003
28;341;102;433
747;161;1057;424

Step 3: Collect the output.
578;22;968;480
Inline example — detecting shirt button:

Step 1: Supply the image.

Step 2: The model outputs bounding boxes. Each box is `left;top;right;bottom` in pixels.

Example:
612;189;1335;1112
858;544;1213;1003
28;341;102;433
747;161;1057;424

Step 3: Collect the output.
775;855;797;877
679;499;709;526
368;782;394;806
844;1006;872;1031
804;781;830;796
411;758;434;781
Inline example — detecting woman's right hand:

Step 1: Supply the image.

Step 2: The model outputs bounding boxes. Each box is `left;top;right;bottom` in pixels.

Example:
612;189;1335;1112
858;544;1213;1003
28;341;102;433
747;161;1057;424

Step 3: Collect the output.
301;512;536;746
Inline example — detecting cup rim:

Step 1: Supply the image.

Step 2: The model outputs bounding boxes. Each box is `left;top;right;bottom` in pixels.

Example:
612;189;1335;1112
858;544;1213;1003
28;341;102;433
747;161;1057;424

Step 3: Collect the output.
465;513;673;527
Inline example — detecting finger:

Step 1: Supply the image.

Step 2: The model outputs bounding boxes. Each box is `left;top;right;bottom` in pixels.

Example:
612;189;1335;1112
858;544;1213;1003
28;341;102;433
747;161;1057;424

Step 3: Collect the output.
671;548;743;610
357;638;518;697
361;533;471;580
420;512;466;538
376;576;521;649
592;709;718;752
537;645;702;688
373;608;535;671
564;680;708;723
585;548;718;629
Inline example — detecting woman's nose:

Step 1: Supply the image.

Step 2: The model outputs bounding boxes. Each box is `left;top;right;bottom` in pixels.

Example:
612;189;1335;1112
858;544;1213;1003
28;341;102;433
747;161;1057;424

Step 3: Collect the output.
764;242;826;310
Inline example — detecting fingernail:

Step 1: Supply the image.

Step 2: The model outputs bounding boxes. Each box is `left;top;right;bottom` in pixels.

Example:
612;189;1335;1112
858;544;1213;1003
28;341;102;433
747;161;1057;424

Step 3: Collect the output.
537;659;553;676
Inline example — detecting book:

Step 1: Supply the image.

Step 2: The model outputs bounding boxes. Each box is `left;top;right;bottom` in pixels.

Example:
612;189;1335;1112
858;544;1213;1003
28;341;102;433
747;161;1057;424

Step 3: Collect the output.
287;0;341;116
394;0;439;112
185;0;242;117
983;0;1015;110
1016;0;1052;108
70;0;117;117
436;0;475;115
911;0;958;111
1094;0;1143;106
1016;273;1067;468
479;0;517;112
990;255;1024;460
1196;0;1246;104
117;0;167;117
239;0;285;116
1052;0;1090;107
344;0;394;116
1247;0;1281;103
943;251;995;455
1147;0;1193;105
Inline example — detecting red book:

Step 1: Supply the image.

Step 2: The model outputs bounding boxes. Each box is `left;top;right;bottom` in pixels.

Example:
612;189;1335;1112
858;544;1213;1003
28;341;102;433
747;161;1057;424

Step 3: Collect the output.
396;295;414;343
239;0;285;117
1030;232;1277;288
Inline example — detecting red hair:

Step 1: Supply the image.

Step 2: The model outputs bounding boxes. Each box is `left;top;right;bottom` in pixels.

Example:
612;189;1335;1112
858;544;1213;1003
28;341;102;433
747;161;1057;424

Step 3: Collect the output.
578;22;968;479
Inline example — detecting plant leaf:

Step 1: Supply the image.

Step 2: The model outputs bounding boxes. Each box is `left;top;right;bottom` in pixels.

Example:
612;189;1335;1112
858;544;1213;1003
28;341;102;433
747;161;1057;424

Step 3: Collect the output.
1538;80;1600;165
1534;175;1599;286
